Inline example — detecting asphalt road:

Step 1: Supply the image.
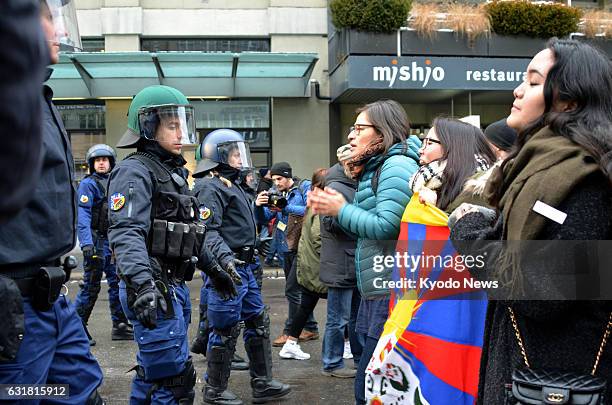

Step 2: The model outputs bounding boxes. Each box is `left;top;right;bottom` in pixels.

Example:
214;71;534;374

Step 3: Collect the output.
67;270;357;405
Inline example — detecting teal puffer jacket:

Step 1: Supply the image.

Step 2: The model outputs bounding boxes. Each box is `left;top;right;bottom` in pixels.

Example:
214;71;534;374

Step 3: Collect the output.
337;138;421;299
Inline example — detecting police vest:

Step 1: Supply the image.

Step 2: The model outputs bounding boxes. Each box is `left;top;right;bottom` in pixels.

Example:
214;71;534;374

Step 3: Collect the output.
89;175;110;235
126;152;205;261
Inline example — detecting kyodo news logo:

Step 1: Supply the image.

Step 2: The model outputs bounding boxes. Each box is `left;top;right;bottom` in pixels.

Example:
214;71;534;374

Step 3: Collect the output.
372;58;445;88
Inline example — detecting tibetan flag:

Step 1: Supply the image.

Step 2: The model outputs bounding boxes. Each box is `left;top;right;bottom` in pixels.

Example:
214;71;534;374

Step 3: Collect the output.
366;193;487;405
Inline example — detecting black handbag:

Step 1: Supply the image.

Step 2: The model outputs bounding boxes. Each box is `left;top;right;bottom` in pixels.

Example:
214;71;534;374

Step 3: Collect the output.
505;307;611;405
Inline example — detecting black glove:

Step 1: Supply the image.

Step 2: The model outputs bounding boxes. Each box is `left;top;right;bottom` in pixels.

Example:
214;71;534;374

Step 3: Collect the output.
132;280;167;330
223;258;244;285
82;245;95;261
206;263;237;301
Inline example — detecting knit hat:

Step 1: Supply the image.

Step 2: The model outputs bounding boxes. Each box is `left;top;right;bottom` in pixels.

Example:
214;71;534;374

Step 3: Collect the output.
270;162;292;178
484;119;517;151
336;144;353;162
258;168;269;178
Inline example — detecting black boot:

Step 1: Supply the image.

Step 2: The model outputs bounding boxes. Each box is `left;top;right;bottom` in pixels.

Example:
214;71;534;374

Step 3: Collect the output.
111;321;134;341
192;305;209;355
202;326;242;405
245;336;291;404
230;353;249;371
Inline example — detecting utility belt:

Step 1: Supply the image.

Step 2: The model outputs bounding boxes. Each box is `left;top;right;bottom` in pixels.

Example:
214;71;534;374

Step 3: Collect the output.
231;246;255;264
151;257;197;285
149;219;205;261
0;256;78;311
134;256;198;321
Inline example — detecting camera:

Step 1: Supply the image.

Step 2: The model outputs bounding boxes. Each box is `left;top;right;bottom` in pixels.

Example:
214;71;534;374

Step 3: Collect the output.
267;191;288;210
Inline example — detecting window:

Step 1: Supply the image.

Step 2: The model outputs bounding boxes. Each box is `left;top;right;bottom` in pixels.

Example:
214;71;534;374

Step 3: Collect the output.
192;99;272;168
81;38;104;52
56;103;106;181
141;38;270;53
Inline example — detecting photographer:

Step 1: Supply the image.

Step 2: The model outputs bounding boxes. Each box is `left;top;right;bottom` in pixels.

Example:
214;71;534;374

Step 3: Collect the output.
254;162;318;346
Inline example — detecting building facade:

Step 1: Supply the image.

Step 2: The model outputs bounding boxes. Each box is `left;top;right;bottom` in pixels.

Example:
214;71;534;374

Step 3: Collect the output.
57;0;331;180
55;1;611;181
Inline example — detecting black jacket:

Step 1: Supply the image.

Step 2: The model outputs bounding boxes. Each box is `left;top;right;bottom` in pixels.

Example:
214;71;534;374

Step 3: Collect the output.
319;163;358;289
0;82;76;267
108;144;214;287
193;171;257;269
450;173;612;405
0;0;46;222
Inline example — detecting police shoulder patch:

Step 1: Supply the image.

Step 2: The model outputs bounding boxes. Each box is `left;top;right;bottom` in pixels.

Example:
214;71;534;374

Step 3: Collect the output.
110;192;126;211
199;207;212;221
79;194;89;204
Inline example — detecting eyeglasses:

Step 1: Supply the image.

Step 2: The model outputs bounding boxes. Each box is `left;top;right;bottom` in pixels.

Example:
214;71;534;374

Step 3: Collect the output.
422;137;442;147
349;124;376;136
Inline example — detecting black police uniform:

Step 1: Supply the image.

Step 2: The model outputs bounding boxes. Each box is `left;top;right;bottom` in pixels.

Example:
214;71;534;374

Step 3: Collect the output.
108;144;198;404
194;169;290;404
108;143;228;405
0;0;46;222
0;71;104;403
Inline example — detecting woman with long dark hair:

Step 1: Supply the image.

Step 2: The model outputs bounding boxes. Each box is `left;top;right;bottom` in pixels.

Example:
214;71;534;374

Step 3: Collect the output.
308;99;421;404
450;39;612;404
411;117;495;212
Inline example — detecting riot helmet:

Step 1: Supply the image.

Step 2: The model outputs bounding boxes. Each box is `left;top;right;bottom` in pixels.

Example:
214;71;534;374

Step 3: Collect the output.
86;144;116;174
117;85;197;152
240;168;259;191
41;0;82;52
193;129;253;178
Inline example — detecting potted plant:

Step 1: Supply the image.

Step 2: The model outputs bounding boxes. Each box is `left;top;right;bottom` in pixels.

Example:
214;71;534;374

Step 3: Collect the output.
329;0;412;56
486;0;581;57
401;3;490;56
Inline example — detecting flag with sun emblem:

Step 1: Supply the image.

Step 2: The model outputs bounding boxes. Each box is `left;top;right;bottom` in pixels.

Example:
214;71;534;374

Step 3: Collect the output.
366;193;487;405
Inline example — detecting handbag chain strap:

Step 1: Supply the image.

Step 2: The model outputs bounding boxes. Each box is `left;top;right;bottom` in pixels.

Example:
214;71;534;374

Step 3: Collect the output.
508;307;612;375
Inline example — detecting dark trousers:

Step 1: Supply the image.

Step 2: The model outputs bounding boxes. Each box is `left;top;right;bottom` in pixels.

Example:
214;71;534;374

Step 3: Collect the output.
355;335;378;405
0;296;103;405
288;286;323;339
282;251;318;334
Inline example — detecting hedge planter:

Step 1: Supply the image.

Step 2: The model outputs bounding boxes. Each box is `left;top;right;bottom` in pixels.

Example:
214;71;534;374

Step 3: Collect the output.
401;30;488;56
346;29;398;55
580;37;612;57
488;34;548;57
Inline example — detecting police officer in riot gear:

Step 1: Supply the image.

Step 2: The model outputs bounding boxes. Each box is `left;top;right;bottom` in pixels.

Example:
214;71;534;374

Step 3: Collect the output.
0;1;104;402
75;144;133;344
108;85;237;405
193;129;291;405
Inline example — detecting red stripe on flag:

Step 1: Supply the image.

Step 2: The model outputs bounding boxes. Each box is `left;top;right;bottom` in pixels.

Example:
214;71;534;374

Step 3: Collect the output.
399;330;482;397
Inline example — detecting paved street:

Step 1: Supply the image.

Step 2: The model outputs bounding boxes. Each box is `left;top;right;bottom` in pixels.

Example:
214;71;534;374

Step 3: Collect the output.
67;269;356;405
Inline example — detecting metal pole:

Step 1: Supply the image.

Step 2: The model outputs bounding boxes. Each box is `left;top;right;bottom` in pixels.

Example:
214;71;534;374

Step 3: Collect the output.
468;92;472;116
451;97;454;117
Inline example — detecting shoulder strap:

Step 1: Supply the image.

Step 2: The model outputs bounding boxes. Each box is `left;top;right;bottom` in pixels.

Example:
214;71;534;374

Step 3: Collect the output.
126;151;172;196
508;307;612;375
91;176;108;197
125;153;165;223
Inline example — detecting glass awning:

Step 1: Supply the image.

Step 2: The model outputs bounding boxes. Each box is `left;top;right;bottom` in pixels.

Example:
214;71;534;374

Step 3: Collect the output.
48;51;319;99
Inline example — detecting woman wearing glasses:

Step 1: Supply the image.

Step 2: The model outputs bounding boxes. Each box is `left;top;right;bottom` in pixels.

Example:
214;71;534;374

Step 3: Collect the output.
308;99;421;405
412;117;496;213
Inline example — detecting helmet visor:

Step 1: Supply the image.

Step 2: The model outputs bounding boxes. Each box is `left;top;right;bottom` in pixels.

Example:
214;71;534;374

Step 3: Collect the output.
241;168;259;189
45;0;82;52
217;141;253;170
139;105;197;146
